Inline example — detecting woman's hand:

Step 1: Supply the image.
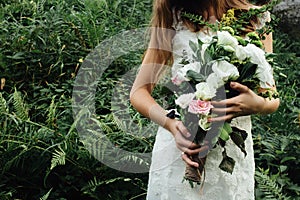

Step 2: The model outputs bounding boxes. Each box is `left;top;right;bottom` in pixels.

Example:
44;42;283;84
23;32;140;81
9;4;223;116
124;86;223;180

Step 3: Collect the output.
165;118;208;168
210;82;266;122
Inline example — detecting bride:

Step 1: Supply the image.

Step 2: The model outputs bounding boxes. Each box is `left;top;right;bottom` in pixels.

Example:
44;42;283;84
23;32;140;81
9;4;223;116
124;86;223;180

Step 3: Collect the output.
130;0;280;199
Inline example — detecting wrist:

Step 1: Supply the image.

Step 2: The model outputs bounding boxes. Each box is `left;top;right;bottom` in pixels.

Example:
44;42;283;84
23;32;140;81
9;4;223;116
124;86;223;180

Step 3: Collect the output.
257;96;267;114
256;96;280;115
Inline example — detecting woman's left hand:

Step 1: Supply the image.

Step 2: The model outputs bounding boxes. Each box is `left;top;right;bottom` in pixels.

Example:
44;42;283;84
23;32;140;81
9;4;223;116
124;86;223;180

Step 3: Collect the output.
210;82;265;122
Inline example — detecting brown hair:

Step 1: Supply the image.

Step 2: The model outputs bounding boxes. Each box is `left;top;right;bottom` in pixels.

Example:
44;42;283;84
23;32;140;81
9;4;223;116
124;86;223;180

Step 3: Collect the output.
148;0;258;64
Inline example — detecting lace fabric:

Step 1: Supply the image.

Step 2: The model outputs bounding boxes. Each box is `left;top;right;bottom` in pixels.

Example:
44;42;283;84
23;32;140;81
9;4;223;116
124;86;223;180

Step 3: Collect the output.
147;116;255;200
145;10;265;200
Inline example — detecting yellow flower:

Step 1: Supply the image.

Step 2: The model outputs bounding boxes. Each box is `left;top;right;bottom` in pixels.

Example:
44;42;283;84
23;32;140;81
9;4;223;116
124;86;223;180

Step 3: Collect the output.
221;9;236;27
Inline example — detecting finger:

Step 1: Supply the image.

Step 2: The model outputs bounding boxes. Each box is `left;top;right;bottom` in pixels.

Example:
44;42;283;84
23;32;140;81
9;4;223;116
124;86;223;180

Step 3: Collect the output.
211;107;228;114
211;98;236;107
230;82;249;93
181;153;199;168
176;121;191;137
212;106;241;114
175;133;199;150
209;113;235;122
185;145;209;156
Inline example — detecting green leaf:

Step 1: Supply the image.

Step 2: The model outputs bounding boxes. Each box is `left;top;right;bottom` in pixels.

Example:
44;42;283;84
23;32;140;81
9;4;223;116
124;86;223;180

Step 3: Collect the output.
40;188;52;200
189;40;198;53
230;127;248;156
219;149;235;174
279;165;287;172
238;62;257;80
219;127;230;141
219;122;232;141
280;156;296;164
186;70;206;82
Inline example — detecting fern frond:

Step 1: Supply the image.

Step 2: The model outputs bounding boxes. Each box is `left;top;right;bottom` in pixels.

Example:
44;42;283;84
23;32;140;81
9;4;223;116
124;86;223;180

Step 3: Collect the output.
120;154;150;167
36;0;46;13
0;93;8;114
13;88;29;121
50;146;66;170
255;168;291;200
82;177;131;193
46;96;57;128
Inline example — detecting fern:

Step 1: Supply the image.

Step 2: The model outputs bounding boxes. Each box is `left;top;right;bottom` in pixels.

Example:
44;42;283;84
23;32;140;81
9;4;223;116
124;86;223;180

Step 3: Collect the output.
82;177;131;193
13;88;29;121
36;0;46;14
50;146;66;170
46;96;57;128
255;168;291;200
0;93;8;114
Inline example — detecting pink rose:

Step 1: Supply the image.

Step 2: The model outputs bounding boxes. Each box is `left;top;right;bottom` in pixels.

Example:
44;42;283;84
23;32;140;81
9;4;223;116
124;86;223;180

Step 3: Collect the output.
188;100;213;115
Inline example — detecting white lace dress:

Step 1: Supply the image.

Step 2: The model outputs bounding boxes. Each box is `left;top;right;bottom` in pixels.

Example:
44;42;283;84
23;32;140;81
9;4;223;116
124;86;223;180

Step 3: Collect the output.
146;18;261;200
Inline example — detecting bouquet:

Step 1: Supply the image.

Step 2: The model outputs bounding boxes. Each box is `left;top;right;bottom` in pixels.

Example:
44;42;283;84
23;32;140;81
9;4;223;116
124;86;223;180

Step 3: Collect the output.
169;8;279;186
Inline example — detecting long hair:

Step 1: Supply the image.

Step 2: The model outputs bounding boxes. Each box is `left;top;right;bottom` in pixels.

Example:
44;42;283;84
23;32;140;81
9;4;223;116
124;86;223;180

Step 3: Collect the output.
148;0;258;64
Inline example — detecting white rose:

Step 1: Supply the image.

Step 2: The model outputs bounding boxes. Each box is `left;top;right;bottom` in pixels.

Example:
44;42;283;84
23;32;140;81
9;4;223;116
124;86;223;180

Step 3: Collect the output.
235;45;248;61
244;43;266;65
256;64;275;88
195;82;216;100
175;93;195;109
206;72;224;89
217;31;238;51
212;60;239;82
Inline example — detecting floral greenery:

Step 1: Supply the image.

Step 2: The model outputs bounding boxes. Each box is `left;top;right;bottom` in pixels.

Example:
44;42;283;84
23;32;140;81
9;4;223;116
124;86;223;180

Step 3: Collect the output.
0;0;299;199
181;1;280;38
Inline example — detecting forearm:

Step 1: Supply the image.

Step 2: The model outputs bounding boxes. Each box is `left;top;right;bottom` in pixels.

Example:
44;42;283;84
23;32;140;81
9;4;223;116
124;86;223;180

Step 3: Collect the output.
130;87;172;130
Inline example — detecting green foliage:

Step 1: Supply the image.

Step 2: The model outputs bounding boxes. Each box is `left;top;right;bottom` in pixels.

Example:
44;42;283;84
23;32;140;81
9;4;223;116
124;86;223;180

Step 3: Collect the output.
0;0;299;199
253;30;300;199
0;0;152;199
255;168;291;200
13;88;29;121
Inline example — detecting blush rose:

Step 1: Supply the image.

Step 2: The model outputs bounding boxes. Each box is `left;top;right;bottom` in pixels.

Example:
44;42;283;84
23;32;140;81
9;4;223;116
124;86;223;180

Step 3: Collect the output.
188;100;213;115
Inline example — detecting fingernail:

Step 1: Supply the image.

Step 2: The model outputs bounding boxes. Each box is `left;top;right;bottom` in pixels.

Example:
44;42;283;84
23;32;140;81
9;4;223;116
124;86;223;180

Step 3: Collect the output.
207;118;212;122
186;132;191;137
231;82;236;87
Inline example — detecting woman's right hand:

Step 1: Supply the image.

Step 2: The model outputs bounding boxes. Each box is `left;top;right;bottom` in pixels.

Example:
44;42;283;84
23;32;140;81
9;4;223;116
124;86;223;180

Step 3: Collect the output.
165;119;208;168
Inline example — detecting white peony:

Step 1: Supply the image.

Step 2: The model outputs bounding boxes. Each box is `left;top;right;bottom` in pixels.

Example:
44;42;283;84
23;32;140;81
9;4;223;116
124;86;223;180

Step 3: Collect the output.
195;82;216;100
175;93;195;109
212;60;239;82
217;31;238;52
